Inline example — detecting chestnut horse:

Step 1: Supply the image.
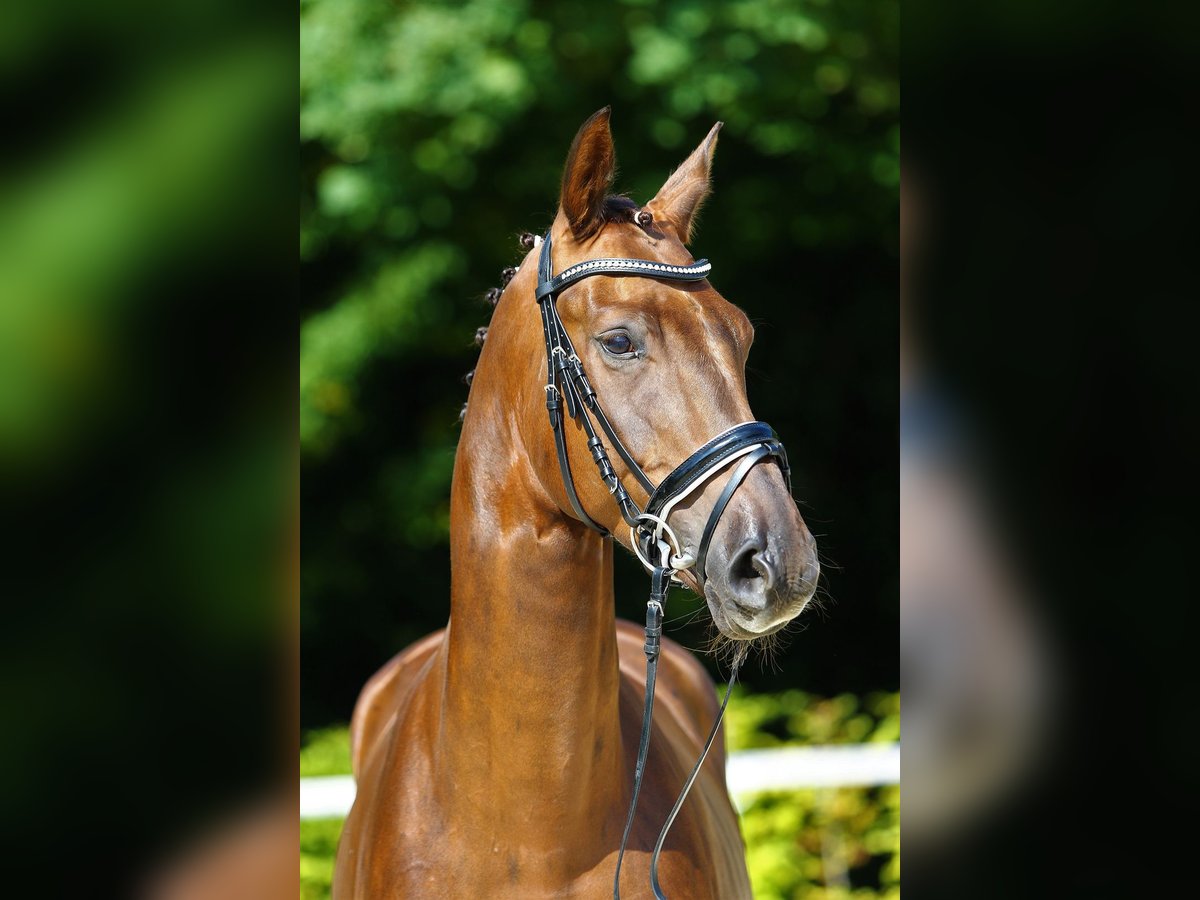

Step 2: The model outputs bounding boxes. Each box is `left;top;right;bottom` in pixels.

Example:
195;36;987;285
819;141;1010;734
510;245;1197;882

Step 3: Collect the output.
333;109;819;899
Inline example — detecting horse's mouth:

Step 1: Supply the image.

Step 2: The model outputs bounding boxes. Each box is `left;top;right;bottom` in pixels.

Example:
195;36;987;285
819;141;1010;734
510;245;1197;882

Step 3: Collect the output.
679;569;783;640
705;593;792;641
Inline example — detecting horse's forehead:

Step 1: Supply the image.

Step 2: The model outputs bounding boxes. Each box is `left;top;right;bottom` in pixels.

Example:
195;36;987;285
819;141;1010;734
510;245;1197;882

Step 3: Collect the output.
588;222;697;266
566;223;746;343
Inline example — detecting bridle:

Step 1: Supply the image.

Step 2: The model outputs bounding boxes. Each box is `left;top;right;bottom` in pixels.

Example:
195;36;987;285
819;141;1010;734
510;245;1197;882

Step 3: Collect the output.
533;229;792;899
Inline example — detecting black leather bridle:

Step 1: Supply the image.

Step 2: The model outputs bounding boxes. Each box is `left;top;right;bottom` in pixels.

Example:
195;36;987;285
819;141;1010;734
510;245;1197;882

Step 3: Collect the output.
533;230;792;899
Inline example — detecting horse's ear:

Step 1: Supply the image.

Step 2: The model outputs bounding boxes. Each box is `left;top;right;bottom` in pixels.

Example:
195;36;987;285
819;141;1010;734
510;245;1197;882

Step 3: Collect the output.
560;107;616;240
648;122;722;244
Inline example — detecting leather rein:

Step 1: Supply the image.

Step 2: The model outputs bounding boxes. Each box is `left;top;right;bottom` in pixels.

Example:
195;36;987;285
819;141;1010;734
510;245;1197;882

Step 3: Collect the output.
533;230;791;899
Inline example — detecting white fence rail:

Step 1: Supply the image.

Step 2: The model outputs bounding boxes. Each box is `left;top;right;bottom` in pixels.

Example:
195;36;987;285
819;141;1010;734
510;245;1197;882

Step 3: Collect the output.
301;775;358;819
300;743;899;820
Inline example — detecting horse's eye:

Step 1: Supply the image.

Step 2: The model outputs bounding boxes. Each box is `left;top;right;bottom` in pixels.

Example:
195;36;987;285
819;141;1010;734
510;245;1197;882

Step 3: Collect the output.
599;331;636;357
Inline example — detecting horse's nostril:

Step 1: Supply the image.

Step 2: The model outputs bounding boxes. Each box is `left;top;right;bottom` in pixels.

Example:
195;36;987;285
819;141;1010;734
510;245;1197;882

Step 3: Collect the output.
751;550;778;591
731;543;762;584
727;540;778;611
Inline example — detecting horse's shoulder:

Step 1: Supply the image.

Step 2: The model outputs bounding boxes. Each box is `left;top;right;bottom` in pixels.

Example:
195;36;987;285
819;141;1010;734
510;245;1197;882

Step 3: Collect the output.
348;628;445;777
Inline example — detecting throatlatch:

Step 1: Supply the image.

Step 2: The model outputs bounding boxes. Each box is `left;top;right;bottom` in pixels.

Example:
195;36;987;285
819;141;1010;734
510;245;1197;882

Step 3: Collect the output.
533;230;791;899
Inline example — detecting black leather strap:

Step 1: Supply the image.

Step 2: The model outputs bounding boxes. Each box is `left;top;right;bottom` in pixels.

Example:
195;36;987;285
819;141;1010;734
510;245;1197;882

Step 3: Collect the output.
645;421;783;519
695;444;776;586
545;297;655;498
613;573;668;900
536;255;711;301
574;372;657;498
541;304;606;532
537;233;664;532
550;395;607;533
650;665;739;899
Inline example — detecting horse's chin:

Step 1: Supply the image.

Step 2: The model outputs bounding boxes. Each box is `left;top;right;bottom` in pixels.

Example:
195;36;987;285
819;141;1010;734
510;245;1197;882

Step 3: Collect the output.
705;592;792;642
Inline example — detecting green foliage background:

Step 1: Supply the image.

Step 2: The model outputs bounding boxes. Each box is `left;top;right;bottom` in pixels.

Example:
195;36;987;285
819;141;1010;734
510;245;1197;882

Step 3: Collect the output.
302;0;898;893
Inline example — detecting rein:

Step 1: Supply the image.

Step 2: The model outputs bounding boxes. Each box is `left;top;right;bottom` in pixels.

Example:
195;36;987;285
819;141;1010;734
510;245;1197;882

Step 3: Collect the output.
533;230;791;899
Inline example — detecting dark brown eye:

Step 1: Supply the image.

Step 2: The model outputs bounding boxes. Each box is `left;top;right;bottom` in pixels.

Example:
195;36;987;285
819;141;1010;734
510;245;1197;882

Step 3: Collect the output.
599;331;636;357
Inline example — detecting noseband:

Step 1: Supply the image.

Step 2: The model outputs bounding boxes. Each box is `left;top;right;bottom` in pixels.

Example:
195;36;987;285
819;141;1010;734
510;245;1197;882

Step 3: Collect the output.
533;230;792;899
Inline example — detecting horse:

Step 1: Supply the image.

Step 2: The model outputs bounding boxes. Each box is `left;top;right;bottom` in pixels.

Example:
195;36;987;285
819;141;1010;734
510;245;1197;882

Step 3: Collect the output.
333;108;819;899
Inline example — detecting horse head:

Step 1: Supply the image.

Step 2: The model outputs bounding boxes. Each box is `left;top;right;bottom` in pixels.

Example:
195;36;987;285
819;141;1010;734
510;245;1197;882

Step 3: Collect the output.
481;107;820;641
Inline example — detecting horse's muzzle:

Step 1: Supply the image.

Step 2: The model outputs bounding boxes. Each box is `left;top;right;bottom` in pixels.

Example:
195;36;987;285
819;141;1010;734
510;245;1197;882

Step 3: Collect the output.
702;470;819;638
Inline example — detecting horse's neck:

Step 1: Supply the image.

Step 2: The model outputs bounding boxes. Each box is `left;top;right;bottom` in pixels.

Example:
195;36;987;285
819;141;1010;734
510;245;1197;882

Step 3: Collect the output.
437;425;626;844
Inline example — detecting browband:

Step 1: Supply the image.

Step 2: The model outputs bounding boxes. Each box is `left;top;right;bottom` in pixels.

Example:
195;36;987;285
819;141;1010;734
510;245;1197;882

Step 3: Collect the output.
535;255;712;301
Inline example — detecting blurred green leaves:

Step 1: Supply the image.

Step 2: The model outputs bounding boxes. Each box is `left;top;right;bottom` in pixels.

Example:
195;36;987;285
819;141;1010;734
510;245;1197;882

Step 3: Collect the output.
1;12;295;886
300;0;898;451
742;784;900;900
300;0;898;455
729;689;901;898
1;38;288;471
299;726;352;777
726;688;901;749
300;243;464;452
